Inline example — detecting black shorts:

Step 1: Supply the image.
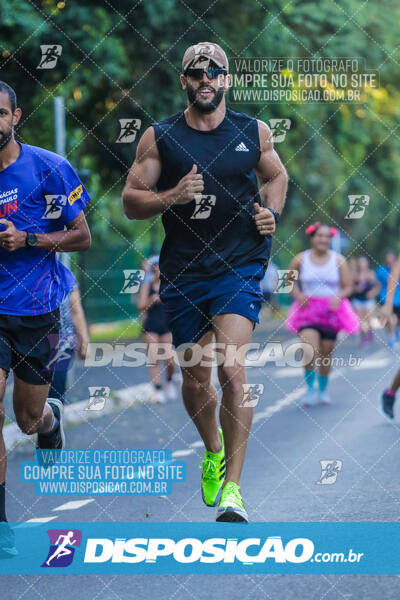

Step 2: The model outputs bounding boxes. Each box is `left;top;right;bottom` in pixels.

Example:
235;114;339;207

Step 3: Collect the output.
143;316;171;336
143;304;171;337
0;309;60;385
298;324;337;341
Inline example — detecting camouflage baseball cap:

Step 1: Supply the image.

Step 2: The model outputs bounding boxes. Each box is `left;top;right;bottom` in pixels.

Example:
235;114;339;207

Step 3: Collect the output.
182;42;229;73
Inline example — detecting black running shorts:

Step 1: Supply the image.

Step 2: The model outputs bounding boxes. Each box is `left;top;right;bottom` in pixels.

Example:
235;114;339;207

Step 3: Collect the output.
0;309;60;385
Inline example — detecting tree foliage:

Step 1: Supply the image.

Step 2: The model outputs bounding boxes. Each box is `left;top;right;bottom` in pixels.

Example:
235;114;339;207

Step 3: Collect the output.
1;0;399;269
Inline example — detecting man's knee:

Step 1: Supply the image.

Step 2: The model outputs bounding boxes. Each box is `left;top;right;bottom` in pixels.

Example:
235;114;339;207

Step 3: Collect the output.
182;370;211;396
15;408;43;435
219;365;245;395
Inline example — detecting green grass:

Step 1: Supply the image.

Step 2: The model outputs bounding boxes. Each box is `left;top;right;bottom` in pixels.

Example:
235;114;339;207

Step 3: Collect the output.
90;320;142;342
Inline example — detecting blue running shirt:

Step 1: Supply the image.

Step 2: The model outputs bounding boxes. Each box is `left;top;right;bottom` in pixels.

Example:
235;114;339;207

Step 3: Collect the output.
0;143;90;316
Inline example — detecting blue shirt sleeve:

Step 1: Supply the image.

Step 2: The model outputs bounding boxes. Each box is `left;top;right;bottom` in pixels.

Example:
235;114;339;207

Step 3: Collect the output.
44;159;91;224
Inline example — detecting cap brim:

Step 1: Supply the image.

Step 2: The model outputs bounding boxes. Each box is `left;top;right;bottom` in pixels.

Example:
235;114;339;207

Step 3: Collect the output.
183;54;226;72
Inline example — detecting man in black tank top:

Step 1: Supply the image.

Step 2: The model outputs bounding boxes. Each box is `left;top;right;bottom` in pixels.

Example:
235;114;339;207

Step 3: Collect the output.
123;42;288;522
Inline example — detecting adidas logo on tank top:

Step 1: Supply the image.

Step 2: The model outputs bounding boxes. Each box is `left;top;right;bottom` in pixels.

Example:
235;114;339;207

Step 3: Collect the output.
235;142;249;151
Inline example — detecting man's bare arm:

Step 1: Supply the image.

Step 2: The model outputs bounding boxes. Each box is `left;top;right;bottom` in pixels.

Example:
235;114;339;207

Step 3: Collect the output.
384;256;400;310
122;127;204;220
255;120;288;215
337;255;353;299
69;288;90;360
0;211;91;252
289;253;306;303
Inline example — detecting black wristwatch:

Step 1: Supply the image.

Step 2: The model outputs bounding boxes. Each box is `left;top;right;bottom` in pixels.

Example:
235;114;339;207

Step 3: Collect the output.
25;232;38;249
267;207;280;225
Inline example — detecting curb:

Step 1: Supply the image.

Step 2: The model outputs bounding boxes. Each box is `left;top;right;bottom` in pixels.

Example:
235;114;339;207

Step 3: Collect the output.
4;382;155;455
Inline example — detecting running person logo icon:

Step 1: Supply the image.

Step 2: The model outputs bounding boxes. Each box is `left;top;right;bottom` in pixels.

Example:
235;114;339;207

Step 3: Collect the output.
190;194;216;219
275;269;299;293
269;118;291;143
116;119;142;143
86;386;110;411
42;195;67;219
42;529;82;567
316;460;343;485
120;269;145;293
240;383;264;408
37;45;62;69
44;333;77;372
345;194;370;219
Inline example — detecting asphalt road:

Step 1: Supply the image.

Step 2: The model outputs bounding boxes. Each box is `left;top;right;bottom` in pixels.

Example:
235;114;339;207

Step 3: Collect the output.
2;322;400;599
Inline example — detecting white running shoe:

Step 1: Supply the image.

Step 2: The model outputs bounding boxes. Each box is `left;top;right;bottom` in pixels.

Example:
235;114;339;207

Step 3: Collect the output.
165;381;177;400
302;388;317;407
318;391;331;405
153;388;166;404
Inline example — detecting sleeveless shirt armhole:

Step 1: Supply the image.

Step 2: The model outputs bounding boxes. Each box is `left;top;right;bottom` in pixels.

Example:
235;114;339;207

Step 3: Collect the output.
152;123;164;157
253;118;262;161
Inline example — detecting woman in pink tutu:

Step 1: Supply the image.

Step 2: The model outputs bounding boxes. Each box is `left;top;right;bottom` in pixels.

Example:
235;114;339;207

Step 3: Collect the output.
286;222;360;406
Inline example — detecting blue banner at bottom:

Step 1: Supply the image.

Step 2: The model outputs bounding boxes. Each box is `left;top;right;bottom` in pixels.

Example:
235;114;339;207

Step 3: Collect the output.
0;522;399;574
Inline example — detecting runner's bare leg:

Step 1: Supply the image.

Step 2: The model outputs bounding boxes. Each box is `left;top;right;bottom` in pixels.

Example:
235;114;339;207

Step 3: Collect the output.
213;313;254;485
13;376;53;435
180;330;221;453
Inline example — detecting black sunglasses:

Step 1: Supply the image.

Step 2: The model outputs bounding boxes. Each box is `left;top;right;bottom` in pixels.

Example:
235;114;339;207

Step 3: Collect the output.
184;65;227;80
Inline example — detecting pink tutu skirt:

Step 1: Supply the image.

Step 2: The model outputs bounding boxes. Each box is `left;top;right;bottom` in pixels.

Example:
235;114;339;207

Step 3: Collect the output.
286;296;361;335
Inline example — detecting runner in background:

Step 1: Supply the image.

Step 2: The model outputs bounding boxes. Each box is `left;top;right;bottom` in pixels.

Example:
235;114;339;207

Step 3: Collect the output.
48;268;90;404
379;254;400;419
286;223;360;407
137;256;176;404
260;260;280;318
347;258;357;305
351;257;380;346
376;251;400;349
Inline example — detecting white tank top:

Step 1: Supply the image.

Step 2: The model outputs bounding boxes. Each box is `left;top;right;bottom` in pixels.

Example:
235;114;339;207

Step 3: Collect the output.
300;250;340;297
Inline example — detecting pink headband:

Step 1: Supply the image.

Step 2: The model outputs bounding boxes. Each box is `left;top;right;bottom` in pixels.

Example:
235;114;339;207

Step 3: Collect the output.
305;222;338;237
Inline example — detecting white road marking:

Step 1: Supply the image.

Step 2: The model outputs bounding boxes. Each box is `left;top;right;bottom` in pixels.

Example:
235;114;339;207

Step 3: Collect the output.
253;387;306;423
189;440;204;448
52;499;94;511
274;368;302;378
172;449;195;458
355;358;391;370
26;516;57;523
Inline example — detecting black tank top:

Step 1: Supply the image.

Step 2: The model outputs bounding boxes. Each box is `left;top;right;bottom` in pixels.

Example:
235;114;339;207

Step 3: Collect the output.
353;279;374;301
153;108;271;282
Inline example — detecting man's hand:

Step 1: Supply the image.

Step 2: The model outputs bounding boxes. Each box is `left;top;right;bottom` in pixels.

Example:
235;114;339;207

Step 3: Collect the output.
253;202;276;235
380;302;393;327
174;164;204;205
0;219;27;251
78;336;90;361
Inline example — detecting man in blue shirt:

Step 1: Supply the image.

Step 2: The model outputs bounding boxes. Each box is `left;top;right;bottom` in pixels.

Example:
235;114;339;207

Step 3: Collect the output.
0;82;91;554
123;43;288;522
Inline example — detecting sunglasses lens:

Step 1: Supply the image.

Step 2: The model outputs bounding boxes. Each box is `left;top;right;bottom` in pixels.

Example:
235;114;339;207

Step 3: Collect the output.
185;67;226;80
186;69;203;79
208;67;219;78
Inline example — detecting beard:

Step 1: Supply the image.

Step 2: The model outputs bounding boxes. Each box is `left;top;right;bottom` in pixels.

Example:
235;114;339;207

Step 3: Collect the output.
186;83;225;114
0;128;12;151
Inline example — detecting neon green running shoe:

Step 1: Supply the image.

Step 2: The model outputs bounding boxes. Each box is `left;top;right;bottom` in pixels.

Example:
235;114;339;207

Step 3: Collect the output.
216;481;249;523
199;427;225;507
